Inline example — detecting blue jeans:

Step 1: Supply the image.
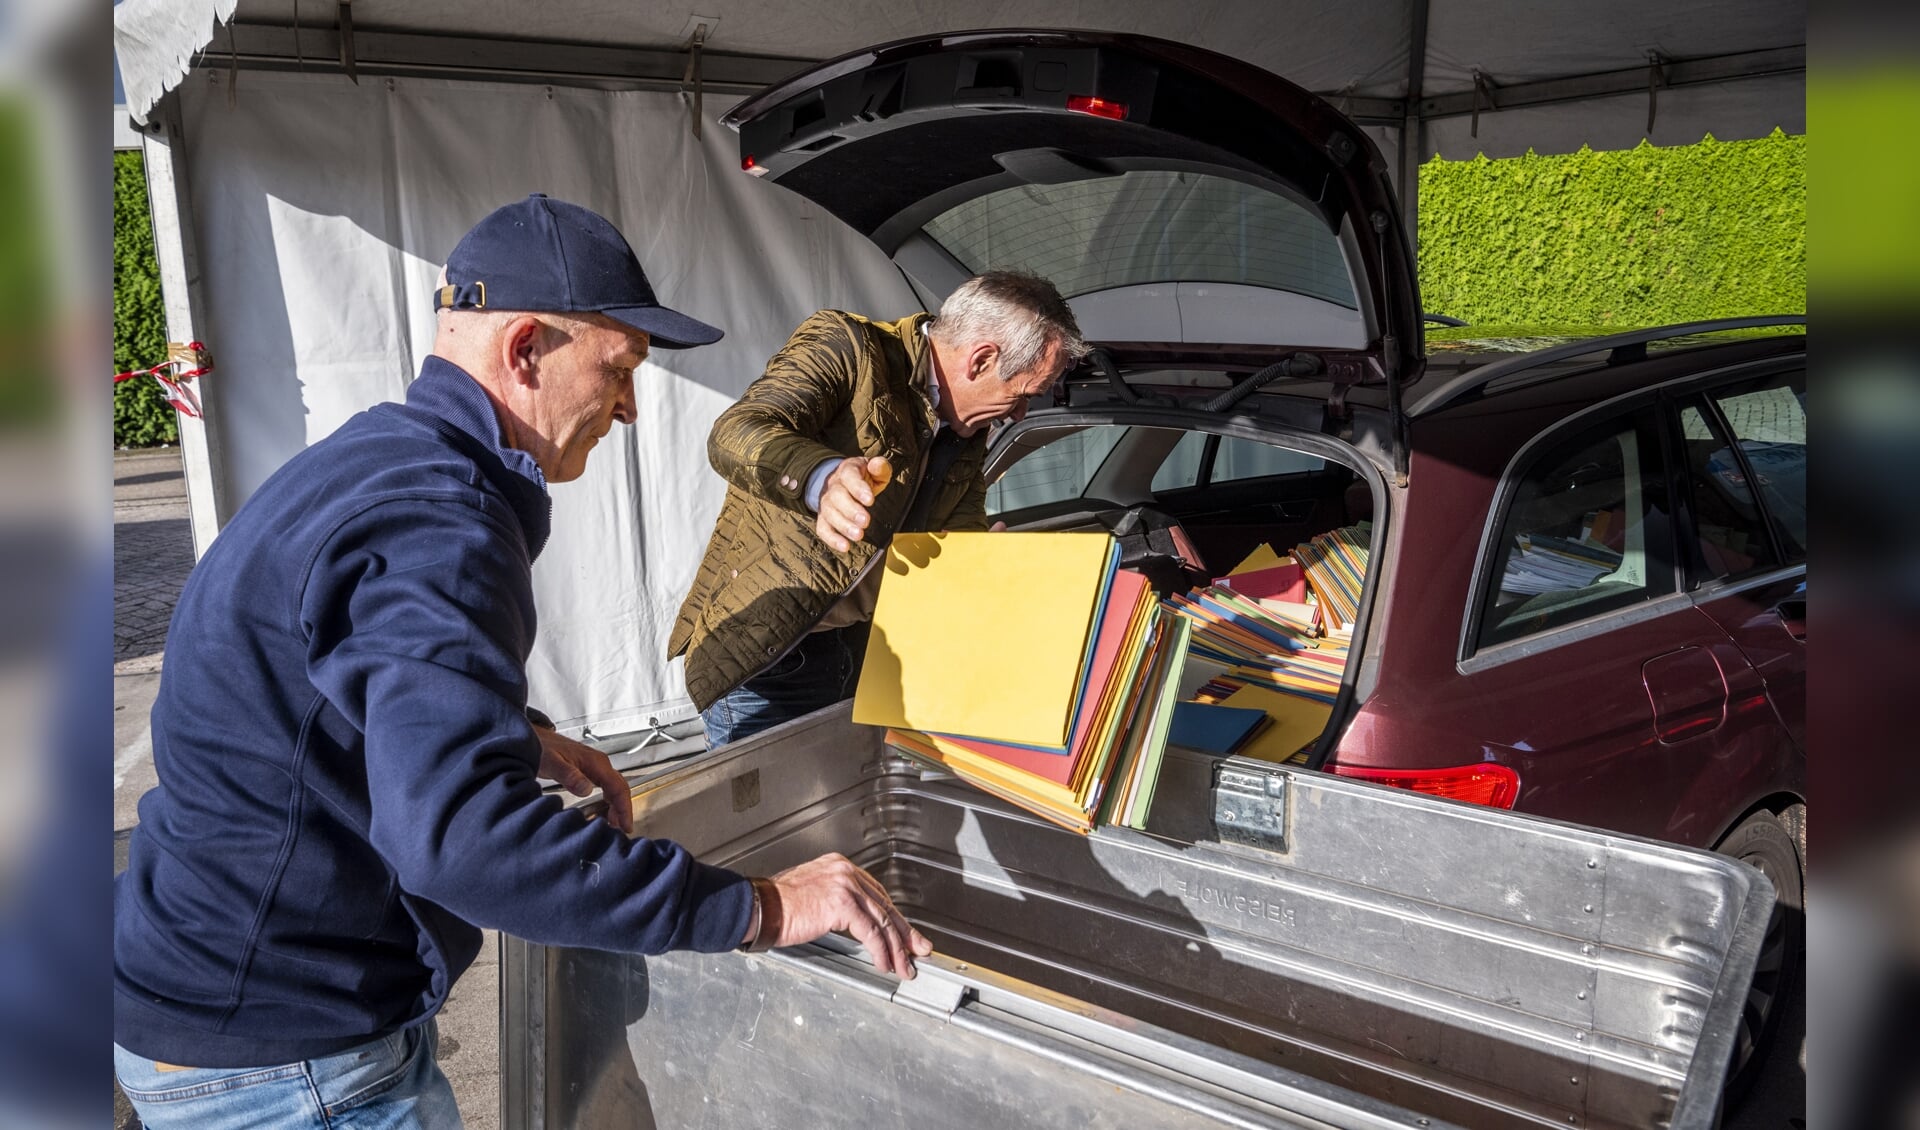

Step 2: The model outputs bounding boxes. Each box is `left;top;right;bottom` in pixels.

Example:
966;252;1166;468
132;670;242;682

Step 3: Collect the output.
114;1021;461;1130
703;624;868;747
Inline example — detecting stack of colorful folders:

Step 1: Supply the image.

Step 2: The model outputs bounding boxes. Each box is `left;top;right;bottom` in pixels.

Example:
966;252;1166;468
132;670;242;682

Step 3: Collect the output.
1291;523;1370;630
854;532;1190;834
1160;544;1354;766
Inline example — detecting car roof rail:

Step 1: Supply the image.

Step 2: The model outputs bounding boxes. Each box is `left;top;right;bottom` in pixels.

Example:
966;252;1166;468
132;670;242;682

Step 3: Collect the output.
1406;315;1806;418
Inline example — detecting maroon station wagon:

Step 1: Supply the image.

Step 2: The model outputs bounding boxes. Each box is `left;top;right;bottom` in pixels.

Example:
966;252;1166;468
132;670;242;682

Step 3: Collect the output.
725;29;1806;1092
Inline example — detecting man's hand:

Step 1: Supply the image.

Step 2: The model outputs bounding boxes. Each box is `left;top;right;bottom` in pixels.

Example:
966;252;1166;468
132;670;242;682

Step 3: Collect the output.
535;726;634;835
758;852;932;978
814;457;892;553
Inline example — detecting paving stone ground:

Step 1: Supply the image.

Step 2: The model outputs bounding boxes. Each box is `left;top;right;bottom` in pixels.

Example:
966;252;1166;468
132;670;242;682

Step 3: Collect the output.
112;450;194;672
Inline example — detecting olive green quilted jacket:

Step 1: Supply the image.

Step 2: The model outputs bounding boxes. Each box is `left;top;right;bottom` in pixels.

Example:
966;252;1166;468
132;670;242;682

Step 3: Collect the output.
669;310;989;710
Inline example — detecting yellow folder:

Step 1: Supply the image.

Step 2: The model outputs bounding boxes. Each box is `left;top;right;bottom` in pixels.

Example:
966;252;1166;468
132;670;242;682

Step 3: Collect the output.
1228;543;1284;575
853;531;1115;747
1216;684;1333;764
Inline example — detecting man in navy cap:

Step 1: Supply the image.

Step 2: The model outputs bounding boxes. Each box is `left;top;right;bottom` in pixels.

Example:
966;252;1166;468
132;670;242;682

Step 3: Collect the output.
113;196;930;1129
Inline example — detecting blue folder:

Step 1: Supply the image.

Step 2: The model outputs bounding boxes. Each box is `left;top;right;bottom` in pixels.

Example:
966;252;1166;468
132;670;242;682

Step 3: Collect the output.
1167;702;1269;755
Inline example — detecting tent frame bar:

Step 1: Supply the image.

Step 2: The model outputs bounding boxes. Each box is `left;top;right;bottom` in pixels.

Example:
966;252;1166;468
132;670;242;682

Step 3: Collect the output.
204;21;813;96
1406;44;1804;122
137;96;230;553
198;21;1802;131
1395;0;1431;243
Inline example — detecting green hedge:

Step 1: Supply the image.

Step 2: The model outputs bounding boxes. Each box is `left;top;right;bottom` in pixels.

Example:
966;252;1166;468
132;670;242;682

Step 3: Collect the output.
114;150;177;448
1417;130;1805;334
0;98;54;428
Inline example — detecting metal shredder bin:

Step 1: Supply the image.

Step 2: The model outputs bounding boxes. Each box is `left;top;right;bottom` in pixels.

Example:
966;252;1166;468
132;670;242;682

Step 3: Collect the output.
502;703;1773;1130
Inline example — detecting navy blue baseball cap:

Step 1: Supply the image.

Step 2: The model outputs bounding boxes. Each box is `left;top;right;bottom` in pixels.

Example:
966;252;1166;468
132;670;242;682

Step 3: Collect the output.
435;194;724;350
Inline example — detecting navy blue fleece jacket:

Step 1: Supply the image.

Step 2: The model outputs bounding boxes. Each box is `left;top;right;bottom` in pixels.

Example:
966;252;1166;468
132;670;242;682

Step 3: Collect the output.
114;358;752;1067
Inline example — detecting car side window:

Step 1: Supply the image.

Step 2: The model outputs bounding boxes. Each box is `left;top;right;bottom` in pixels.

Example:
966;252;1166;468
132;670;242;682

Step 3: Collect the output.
1210;436;1326;482
1476;410;1677;649
987;425;1127;514
1709;372;1806;562
1151;430;1209;493
1675;398;1780;581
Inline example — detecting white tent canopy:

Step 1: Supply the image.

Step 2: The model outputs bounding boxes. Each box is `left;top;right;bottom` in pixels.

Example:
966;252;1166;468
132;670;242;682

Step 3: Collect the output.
117;0;1806;188
112;0;1804;736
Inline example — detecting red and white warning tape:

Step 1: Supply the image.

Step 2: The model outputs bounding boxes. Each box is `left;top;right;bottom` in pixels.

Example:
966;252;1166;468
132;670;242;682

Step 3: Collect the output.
113;341;213;418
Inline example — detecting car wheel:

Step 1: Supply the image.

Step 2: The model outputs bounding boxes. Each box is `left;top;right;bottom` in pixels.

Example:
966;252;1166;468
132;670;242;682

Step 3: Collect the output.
1717;809;1804;1106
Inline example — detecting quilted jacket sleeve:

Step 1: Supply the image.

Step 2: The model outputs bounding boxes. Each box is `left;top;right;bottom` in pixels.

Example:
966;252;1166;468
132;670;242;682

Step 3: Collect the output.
707;312;861;516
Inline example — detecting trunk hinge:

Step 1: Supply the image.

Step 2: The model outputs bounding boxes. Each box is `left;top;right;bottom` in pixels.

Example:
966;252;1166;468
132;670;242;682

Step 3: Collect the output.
1320;378;1355;441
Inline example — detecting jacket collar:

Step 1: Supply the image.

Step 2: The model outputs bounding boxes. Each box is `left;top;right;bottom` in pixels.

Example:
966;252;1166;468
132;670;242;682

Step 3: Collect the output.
895;312;941;438
406;356;553;560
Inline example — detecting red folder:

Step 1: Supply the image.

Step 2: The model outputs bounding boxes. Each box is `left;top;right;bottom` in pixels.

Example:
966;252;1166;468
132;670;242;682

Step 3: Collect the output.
1218;561;1307;603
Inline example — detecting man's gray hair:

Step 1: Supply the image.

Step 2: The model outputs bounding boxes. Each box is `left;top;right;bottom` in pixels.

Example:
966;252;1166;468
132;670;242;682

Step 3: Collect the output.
930;271;1089;379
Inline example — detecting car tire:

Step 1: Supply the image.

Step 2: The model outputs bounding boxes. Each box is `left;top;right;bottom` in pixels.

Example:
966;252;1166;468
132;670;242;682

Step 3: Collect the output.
1717;808;1804;1108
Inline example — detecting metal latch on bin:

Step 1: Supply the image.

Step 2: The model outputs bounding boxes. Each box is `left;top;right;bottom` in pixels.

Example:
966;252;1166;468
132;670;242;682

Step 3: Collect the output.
891;960;971;1021
1212;765;1288;852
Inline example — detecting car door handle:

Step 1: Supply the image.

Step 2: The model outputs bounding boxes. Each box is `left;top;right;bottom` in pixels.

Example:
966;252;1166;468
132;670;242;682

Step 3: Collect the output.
1774;598;1806;641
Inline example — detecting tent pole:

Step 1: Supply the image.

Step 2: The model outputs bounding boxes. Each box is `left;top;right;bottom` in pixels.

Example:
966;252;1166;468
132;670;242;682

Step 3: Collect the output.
139;91;230;558
1397;0;1430;254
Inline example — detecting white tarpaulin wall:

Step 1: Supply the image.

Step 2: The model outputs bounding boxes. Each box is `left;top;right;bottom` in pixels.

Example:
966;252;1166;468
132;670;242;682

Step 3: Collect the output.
170;68;917;731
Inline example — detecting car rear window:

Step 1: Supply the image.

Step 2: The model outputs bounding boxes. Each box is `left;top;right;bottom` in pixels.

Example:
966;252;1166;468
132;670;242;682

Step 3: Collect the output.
923;170;1357;308
1476;410;1678;649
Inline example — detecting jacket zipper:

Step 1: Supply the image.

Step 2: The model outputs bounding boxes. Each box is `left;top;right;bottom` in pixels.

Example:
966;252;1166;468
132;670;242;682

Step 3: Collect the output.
737;326;947;684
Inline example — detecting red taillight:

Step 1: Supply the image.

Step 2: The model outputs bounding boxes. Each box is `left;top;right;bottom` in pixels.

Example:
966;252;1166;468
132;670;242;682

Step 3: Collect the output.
1066;95;1128;121
1332;763;1521;809
741;155;768;177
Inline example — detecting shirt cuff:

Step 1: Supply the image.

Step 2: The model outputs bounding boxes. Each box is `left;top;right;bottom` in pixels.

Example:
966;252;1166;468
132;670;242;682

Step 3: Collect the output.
803;458;845;513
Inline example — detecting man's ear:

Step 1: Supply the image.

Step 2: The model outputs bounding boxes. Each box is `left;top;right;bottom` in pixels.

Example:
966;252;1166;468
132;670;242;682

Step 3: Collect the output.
501;315;547;387
966;341;999;381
